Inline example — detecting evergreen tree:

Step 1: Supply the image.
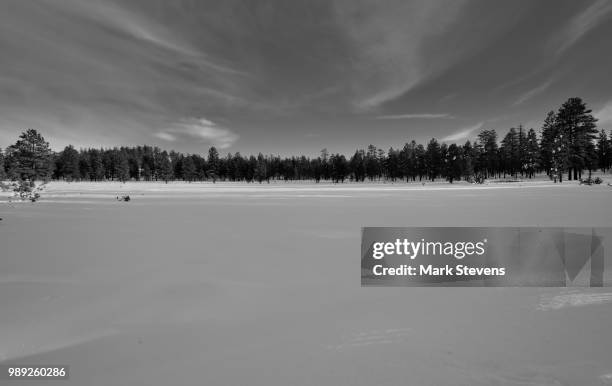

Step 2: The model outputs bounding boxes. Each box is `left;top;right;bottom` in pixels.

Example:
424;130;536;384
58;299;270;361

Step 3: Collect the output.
89;149;106;181
550;131;566;182
584;136;598;179
102;149;114;179
477;129;498;178
596;130;610;172
415;144;427;181
524;129;540;178
246;155;257;182
254;153;268;183
5;129;53;180
386;148;400;181
500;127;519;177
140;147;155;181
539;111;558;176
182;155;197;182
439;143;448;179
462;141;475;181
79;155;90;180
330;153;348;183
207;146;220;182
127;153;140;180
517;125;528;177
365;145;379;181
156;151;173;183
56;145;80;181
377;148;386;180
349;149;366;182
555;97;598;180
320;148;330;180
444;143;462;183
399;141;417;182
115;150;130;182
0;148;6;180
425;138;441;181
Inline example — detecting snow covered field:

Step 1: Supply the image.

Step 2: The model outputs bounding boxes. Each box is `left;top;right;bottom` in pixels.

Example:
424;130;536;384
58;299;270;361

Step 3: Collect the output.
1;181;612;385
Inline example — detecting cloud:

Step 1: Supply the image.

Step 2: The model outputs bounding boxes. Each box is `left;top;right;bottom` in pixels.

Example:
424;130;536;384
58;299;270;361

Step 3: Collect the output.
555;0;612;55
375;113;452;120
334;0;468;110
62;1;246;75
513;79;554;106
68;1;196;55
440;122;483;142
594;101;612;126
157;118;239;149
2;1;611;155
154;132;176;142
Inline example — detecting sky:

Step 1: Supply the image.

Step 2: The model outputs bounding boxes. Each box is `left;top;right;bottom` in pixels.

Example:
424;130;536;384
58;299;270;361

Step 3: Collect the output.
1;0;612;156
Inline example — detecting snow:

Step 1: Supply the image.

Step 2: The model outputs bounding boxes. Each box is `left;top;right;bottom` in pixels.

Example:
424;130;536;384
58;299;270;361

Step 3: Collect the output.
0;181;611;385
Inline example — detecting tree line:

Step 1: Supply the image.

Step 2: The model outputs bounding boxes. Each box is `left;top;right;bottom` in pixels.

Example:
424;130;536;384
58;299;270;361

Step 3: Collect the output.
0;97;610;184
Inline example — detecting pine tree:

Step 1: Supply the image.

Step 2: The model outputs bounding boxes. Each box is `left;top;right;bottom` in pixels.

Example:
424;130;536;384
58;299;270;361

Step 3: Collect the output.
365;144;379;181
539;111;558;176
56;145;80;181
584;137;597;179
89;149;106;181
349;149;366;182
156;151;173;183
415;144;427;181
140;147;155;181
115;150;130;182
254;153;267;183
596;130;609;172
555;97;598;180
5;129;53;181
182;155;197;182
127;152;140;180
0;148;6;180
517;125;528;177
477;129;498;178
425;138;441;181
330;154;348;183
462;141;475;181
500;127;519;177
207;146;220;182
320;148;330;180
524;129;540;178
399;141;418;182
444;143;462;183
386;148;400;181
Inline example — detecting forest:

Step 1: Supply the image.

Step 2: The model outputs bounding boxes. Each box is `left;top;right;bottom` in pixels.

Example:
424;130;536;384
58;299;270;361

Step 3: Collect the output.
1;97;610;184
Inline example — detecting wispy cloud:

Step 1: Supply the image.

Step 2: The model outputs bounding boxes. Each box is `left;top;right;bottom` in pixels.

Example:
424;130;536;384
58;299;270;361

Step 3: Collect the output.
513;79;554;106
594;101;612;126
153;132;176;142
65;1;246;75
71;1;195;55
1;1;611;155
375;113;452;120
156;118;239;149
335;0;469;110
441;122;483;142
555;0;612;55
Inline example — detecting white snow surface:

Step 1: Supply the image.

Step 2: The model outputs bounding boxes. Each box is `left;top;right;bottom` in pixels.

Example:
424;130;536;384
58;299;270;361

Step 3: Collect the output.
1;180;611;385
